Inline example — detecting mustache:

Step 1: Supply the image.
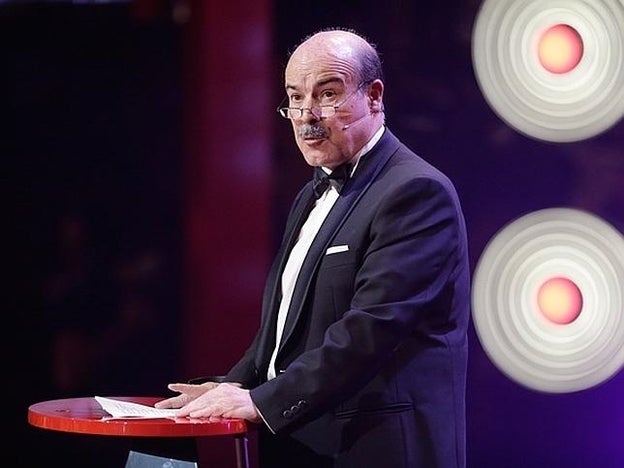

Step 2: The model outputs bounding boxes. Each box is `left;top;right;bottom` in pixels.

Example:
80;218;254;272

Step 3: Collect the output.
298;123;329;139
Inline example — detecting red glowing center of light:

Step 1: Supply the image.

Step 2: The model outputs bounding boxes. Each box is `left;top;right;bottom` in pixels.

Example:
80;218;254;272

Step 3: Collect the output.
538;24;584;74
537;277;583;325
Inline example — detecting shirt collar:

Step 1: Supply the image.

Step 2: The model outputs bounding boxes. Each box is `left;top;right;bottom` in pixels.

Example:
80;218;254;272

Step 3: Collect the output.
320;125;386;176
349;125;385;176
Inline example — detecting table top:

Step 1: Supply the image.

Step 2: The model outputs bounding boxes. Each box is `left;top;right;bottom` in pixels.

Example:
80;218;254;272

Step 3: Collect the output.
28;396;248;438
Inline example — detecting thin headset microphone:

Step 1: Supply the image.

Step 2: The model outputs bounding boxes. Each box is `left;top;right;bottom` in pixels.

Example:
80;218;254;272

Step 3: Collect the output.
341;108;382;131
342;113;370;131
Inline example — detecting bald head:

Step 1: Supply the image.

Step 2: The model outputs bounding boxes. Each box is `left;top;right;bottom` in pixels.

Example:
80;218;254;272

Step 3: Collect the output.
287;29;383;86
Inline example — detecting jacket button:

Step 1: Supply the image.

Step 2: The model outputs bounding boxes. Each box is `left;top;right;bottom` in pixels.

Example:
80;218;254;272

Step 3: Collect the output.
282;409;293;419
298;400;308;408
290;405;300;414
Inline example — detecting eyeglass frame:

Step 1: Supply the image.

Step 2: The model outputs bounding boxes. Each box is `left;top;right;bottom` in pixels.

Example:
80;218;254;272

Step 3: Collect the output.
276;81;372;120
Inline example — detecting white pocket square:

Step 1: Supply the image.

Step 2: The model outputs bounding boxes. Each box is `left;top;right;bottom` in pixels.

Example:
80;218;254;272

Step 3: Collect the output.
326;245;349;255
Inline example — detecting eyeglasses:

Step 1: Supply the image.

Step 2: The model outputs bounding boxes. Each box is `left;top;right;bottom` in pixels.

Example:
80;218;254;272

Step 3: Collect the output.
277;82;369;120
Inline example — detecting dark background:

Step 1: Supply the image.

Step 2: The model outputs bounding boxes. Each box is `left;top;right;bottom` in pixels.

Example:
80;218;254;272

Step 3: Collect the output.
7;0;623;467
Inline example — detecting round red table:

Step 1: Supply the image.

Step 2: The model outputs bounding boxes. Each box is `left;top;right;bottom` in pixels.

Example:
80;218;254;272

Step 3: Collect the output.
28;396;249;468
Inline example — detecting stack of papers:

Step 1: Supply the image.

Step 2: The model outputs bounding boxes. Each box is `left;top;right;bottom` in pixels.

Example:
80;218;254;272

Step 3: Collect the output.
95;396;179;419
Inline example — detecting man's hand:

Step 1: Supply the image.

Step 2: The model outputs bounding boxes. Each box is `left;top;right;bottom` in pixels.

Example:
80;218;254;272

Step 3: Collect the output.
154;381;219;409
155;382;261;423
178;383;261;423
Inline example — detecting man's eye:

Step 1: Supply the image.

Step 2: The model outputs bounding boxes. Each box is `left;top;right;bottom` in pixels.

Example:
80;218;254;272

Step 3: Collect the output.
289;95;302;105
320;90;337;102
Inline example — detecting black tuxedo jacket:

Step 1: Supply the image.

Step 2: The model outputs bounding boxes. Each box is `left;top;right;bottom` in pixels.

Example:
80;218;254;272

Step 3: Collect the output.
226;128;470;468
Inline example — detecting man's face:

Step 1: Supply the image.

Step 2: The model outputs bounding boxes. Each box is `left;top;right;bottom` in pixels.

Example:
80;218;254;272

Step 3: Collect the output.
283;45;374;169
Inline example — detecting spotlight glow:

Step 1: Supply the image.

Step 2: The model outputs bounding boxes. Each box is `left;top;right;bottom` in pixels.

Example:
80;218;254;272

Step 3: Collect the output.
538;24;584;74
472;208;624;393
472;0;624;142
537;276;583;324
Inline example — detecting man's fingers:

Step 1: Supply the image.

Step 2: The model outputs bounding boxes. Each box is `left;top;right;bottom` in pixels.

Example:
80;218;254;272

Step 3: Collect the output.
167;383;195;393
169;382;219;394
154;382;218;409
154;397;176;409
154;394;189;408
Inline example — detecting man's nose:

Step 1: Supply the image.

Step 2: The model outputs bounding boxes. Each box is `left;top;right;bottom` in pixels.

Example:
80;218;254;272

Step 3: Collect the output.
299;97;321;121
302;107;321;121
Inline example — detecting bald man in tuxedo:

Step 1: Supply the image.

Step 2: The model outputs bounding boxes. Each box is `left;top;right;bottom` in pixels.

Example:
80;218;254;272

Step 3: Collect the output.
157;28;470;468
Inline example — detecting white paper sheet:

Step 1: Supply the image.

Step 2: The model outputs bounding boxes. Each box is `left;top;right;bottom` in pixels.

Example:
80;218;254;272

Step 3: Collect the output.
95;396;179;419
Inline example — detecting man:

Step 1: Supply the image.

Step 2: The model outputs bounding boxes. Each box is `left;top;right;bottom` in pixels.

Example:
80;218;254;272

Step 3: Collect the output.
156;28;470;468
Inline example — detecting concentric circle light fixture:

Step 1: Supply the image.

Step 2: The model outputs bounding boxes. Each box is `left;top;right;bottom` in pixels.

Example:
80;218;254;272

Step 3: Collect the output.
472;208;624;393
472;0;624;142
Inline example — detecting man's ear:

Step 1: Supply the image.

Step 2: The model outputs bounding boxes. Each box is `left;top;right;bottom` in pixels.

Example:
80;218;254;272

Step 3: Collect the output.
368;79;384;112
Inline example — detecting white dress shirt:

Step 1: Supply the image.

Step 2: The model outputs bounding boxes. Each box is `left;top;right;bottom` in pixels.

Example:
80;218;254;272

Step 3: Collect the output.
267;126;385;380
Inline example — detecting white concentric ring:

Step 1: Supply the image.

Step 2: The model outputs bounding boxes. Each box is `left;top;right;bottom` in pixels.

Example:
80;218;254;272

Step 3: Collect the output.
472;0;624;142
472;208;624;392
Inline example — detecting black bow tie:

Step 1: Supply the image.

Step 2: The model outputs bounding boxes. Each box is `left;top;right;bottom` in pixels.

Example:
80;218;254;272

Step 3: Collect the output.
312;164;351;199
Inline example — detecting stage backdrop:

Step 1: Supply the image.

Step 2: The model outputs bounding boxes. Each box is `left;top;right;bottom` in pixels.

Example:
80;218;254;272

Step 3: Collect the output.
9;1;622;467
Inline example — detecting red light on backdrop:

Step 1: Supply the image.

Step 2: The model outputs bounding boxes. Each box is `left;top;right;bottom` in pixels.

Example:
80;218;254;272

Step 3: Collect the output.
538;24;584;74
537;277;583;325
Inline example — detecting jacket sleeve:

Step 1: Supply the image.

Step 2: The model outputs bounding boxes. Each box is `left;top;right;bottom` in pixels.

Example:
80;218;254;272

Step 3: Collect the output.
224;333;261;388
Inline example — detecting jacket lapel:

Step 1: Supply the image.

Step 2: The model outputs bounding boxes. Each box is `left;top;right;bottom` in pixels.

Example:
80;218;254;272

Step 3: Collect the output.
254;188;317;369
